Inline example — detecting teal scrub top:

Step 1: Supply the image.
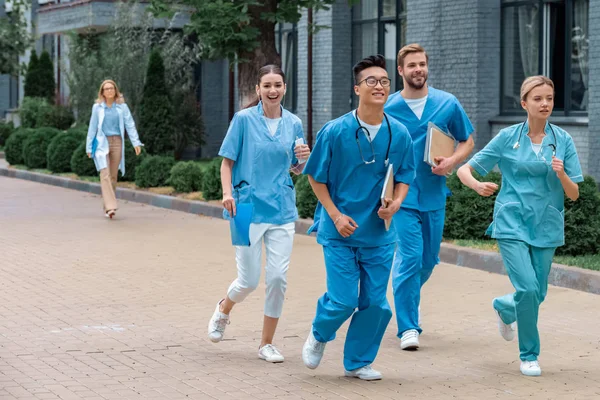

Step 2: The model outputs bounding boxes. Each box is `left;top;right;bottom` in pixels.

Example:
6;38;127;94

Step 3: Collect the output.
385;87;474;212
218;102;304;225
304;111;416;247
468;121;584;248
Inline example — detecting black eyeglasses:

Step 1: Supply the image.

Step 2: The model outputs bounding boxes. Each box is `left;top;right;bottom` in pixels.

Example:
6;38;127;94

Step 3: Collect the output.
356;76;391;88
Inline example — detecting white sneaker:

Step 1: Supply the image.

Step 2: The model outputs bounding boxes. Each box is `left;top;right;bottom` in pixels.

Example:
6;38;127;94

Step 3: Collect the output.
207;300;229;343
494;308;516;341
258;344;284;363
520;360;541;376
400;329;419;350
344;365;382;381
302;330;326;369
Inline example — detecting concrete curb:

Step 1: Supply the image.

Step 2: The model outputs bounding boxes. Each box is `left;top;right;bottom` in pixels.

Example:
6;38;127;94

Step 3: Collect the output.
2;165;599;295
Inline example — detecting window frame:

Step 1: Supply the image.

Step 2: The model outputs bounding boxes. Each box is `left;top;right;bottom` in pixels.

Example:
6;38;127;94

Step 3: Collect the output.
276;22;298;114
500;0;589;116
351;0;407;105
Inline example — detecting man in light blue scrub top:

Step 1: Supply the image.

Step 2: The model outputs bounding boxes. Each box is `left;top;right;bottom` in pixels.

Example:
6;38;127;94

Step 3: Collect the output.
301;55;415;381
458;76;583;377
384;44;475;351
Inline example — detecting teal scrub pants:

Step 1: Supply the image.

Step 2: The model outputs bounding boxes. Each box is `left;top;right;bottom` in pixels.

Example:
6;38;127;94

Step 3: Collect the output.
392;207;445;336
312;244;394;371
494;239;556;361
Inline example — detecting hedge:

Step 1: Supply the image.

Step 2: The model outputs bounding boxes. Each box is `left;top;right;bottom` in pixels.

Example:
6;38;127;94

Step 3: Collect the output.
4;128;33;165
295;174;318;219
0;121;14;146
169;161;204;193
22;127;61;169
46;131;83;173
135;155;175;188
202;157;223;201
71;142;97;177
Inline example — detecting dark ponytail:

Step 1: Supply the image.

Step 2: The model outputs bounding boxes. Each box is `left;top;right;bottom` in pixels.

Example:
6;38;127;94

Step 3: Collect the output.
243;64;286;109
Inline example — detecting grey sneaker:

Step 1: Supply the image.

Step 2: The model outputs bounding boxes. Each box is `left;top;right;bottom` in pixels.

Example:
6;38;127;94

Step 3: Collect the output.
207;300;229;343
258;344;284;363
345;365;382;380
302;330;326;369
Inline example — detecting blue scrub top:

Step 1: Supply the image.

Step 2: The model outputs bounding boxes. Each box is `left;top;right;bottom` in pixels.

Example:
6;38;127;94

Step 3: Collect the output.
304;111;415;247
385;87;474;212
218;102;304;225
101;103;121;136
468;121;584;248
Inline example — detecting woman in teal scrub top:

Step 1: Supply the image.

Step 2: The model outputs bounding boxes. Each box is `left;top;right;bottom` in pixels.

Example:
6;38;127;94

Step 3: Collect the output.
457;76;583;377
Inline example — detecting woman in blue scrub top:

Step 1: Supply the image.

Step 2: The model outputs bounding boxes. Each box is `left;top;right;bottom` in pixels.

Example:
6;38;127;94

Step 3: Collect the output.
457;76;583;377
207;65;310;363
86;79;143;219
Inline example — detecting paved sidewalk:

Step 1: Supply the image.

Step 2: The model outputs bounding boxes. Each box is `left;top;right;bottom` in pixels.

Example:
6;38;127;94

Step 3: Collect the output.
1;176;599;400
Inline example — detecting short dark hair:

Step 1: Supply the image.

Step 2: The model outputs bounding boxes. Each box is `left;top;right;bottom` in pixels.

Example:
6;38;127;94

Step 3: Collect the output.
353;55;386;84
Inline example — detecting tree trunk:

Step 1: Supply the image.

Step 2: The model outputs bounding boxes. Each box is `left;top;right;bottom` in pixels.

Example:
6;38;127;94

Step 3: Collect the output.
237;1;281;108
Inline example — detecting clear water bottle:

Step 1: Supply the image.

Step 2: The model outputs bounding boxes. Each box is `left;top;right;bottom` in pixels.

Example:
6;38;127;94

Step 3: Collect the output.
295;137;307;164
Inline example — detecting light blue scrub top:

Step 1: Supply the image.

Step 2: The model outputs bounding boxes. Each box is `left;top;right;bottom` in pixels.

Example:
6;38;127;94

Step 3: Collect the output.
468;121;584;248
385;87;474;211
102;103;121;136
304;111;416;247
218;102;304;225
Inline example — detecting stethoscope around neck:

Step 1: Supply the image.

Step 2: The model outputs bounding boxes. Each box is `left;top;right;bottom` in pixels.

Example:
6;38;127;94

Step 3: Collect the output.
354;111;392;167
512;121;557;157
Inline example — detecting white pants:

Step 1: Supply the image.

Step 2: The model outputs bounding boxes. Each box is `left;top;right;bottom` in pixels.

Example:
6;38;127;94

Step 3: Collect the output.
227;222;295;318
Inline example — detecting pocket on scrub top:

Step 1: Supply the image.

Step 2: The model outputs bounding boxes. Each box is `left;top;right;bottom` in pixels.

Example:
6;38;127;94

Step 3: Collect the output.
493;202;523;235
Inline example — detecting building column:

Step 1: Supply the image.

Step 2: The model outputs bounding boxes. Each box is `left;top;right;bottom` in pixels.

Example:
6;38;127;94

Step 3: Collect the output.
587;0;600;183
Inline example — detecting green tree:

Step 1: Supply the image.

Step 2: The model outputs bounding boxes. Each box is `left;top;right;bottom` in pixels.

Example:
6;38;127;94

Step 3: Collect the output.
37;51;56;103
150;0;350;105
139;49;175;155
0;0;33;75
23;50;40;98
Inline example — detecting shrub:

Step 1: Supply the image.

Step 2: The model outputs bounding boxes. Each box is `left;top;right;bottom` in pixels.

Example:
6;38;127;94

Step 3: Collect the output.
444;171;502;240
46;131;82;173
4;128;33;165
37;51;56;103
71;142;97;177
559;175;600;256
119;144;147;182
23;50;40;98
134;155;175;188
295;174;318;219
0;120;14;146
48;105;75;130
169;161;204;193
202;157;223;201
19;97;54;129
139;50;175;156
22;127;61;169
66;125;88;140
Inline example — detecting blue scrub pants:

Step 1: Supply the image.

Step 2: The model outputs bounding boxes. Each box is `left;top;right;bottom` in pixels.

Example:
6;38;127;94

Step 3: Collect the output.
312;244;394;371
494;239;555;361
392;207;445;336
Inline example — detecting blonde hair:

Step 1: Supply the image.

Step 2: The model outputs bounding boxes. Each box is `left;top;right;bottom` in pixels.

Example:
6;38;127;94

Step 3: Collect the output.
397;43;429;67
95;79;125;104
520;76;554;102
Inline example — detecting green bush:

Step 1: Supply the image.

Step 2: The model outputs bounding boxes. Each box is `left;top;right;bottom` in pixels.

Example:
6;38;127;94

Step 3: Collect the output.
23;50;40;99
48;105;75;130
66;125;88;138
134;155;175;188
169;161;204;193
71;142;97;177
4;128;33;165
559;175;600;256
46;131;82;173
295;174;318;219
22;127;61;169
0;120;14;146
119;144;147;182
444;171;502;240
19;97;54;129
202;157;223;201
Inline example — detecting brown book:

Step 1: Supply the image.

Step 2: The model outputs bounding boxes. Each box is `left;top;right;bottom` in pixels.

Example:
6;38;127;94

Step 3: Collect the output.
424;122;456;167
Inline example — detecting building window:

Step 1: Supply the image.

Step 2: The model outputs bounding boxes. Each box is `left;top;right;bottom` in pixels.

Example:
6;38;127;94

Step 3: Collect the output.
276;22;298;113
352;0;407;106
501;0;589;115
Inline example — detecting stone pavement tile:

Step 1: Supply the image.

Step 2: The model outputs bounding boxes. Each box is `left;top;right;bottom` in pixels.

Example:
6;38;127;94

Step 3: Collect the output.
1;176;600;399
